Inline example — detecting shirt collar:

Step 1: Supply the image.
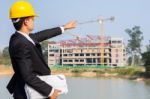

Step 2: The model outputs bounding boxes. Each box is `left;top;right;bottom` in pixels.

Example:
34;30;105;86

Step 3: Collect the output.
17;31;35;45
17;31;29;38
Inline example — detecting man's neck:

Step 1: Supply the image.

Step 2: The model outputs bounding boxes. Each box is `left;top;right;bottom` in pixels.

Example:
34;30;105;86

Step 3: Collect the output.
19;28;30;35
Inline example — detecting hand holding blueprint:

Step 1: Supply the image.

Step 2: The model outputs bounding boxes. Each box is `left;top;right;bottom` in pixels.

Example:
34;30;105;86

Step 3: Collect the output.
25;74;68;99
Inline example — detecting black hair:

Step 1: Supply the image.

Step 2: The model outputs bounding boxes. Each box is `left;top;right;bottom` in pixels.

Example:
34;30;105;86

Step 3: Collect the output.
11;17;27;31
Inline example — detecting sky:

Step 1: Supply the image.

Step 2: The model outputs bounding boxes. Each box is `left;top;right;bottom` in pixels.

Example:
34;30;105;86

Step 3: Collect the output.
0;0;150;52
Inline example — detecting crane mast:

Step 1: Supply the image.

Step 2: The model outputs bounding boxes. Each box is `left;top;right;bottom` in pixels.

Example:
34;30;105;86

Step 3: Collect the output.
66;16;115;66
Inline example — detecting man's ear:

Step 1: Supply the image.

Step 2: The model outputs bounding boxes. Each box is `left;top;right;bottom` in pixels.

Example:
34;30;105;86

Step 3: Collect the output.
24;18;29;26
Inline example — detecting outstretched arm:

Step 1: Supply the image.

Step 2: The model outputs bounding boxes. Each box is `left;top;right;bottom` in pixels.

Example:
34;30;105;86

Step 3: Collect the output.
30;21;77;42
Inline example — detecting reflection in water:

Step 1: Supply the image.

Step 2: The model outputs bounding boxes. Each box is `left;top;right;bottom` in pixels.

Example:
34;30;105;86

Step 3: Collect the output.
1;76;150;99
0;75;12;99
60;77;150;99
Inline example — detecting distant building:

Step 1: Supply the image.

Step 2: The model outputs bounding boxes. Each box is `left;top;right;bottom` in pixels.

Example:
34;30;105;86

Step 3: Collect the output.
48;35;126;67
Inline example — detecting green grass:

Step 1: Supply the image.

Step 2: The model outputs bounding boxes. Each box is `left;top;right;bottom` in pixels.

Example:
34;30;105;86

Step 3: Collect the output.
50;65;111;69
50;65;144;77
0;57;11;66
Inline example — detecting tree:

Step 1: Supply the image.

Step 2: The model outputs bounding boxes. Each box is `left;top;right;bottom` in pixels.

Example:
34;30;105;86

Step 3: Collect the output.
125;26;143;66
0;50;2;64
127;55;141;66
146;40;150;52
40;40;49;63
2;47;9;58
142;41;150;67
142;41;150;75
0;50;2;55
1;46;11;65
1;41;49;65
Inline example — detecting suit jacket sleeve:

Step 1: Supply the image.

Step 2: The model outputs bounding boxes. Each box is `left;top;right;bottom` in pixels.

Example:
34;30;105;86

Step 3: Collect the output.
14;43;52;97
30;27;62;42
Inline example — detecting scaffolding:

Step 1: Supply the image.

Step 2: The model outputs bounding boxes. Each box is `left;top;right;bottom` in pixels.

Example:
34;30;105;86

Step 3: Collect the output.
48;35;126;67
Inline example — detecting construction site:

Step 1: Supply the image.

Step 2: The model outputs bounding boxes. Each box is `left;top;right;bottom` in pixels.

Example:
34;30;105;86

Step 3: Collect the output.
48;35;126;67
48;17;127;67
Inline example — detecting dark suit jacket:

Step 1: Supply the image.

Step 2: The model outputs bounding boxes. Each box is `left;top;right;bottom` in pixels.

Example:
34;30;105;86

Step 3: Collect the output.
7;27;62;99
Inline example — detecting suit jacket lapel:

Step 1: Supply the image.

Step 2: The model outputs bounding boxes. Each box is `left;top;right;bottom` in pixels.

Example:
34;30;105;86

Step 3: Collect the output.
30;37;49;68
31;38;44;58
15;32;47;66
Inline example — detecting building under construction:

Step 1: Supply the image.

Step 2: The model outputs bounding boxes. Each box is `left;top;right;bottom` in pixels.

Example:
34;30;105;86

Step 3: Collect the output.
48;35;126;67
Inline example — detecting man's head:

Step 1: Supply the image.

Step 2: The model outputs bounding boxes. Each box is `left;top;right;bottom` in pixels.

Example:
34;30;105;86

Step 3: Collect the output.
12;16;35;32
10;1;36;32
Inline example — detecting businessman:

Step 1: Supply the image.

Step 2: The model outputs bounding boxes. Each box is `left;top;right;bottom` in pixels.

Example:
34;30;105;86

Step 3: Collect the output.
7;1;76;99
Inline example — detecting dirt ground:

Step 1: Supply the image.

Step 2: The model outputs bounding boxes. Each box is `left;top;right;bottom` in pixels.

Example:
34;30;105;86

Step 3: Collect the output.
0;65;13;75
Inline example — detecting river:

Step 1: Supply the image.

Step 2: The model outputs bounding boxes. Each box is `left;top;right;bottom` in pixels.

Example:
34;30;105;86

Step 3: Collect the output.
0;75;150;99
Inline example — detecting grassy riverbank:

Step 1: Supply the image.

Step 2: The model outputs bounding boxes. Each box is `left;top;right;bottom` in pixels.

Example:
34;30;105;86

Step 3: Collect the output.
0;64;147;80
51;65;145;79
0;65;13;75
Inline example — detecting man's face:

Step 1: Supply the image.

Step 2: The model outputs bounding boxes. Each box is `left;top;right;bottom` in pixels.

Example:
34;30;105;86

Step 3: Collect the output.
25;16;35;32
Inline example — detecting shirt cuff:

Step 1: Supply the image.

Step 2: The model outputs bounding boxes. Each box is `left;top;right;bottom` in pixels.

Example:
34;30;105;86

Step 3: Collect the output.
60;27;65;33
49;88;54;97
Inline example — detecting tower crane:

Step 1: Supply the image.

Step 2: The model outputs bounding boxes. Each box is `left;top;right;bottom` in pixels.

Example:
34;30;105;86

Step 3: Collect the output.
65;31;81;42
78;16;115;66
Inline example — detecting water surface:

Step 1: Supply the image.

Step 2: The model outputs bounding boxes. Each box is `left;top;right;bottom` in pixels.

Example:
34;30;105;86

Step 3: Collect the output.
1;76;150;99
